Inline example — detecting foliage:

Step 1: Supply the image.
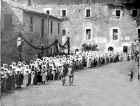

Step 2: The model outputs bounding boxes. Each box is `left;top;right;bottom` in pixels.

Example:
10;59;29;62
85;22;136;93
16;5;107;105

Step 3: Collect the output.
82;43;98;51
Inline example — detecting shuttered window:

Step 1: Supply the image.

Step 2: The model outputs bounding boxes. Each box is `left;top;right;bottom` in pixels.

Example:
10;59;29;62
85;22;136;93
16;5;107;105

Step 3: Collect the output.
4;14;12;30
58;23;60;35
62;29;66;36
29;16;33;32
50;21;53;34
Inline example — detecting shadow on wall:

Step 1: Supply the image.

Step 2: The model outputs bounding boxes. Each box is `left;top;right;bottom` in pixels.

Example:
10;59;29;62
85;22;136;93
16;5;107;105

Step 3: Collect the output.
1;1;19;64
1;1;41;64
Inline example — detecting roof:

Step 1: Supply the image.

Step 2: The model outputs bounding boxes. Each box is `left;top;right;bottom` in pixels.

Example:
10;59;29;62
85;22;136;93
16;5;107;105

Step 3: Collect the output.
22;8;62;21
3;0;62;21
16;0;124;5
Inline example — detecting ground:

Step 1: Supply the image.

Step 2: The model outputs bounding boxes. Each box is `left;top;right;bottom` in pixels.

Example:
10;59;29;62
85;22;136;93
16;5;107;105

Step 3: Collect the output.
1;61;140;106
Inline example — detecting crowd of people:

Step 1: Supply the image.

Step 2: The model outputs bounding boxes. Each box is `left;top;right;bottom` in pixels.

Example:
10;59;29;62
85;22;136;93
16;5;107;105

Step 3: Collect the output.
1;51;131;95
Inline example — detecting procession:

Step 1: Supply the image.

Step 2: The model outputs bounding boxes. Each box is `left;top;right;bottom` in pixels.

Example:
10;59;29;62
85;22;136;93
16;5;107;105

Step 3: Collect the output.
1;0;140;106
1;51;127;94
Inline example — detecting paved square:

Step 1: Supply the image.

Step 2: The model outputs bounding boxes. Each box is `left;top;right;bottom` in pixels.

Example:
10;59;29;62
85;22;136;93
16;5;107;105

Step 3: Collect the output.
1;61;140;106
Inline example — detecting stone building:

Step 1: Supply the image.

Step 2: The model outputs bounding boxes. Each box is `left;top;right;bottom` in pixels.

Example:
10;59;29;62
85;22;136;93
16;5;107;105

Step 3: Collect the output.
2;0;140;64
22;9;62;56
15;0;140;53
1;0;62;63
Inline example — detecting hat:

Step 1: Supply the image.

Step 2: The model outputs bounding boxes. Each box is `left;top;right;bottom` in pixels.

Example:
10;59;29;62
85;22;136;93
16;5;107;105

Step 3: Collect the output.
1;67;5;71
3;64;8;68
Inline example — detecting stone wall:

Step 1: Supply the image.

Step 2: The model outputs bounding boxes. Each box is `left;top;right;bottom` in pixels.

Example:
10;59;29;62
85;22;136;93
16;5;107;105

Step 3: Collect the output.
1;0;62;64
23;11;62;57
37;3;139;52
1;1;22;64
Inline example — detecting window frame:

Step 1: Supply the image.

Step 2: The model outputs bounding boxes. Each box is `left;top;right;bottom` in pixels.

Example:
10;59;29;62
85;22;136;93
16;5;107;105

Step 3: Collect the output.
61;9;67;17
29;16;33;32
132;9;137;17
58;23;60;35
62;29;66;36
85;7;91;17
86;28;92;40
112;28;119;40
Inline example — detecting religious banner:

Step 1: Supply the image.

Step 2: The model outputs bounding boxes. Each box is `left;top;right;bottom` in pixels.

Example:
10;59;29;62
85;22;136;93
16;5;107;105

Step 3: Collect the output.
17;37;22;47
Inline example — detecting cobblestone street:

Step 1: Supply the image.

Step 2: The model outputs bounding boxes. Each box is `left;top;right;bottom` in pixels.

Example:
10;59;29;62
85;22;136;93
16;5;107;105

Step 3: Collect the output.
1;61;140;106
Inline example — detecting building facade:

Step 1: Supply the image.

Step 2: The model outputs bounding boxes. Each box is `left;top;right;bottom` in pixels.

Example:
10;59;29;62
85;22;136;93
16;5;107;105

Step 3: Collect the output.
2;0;140;64
1;0;62;63
22;9;62;56
15;0;140;53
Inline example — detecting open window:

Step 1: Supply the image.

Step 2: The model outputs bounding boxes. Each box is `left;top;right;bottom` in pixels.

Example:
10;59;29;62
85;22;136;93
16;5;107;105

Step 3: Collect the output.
62;29;66;36
86;29;91;40
86;8;91;17
61;9;67;17
116;9;121;17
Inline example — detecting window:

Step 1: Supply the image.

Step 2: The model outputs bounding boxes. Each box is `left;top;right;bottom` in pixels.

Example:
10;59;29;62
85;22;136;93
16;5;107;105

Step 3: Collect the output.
62;29;66;36
62;10;66;17
4;14;12;30
86;9;91;17
138;29;140;41
123;46;128;53
41;18;44;37
30;16;33;32
46;10;50;14
50;21;53;34
86;29;91;40
132;9;137;17
58;23;60;34
112;29;119;40
116;10;121;17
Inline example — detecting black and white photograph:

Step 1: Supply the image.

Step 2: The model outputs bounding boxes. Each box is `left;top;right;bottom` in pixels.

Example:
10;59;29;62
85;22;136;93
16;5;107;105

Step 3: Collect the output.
1;0;140;106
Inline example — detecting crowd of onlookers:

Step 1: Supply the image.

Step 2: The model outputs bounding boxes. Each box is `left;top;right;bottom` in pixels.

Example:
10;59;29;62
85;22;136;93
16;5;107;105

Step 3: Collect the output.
0;51;132;95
